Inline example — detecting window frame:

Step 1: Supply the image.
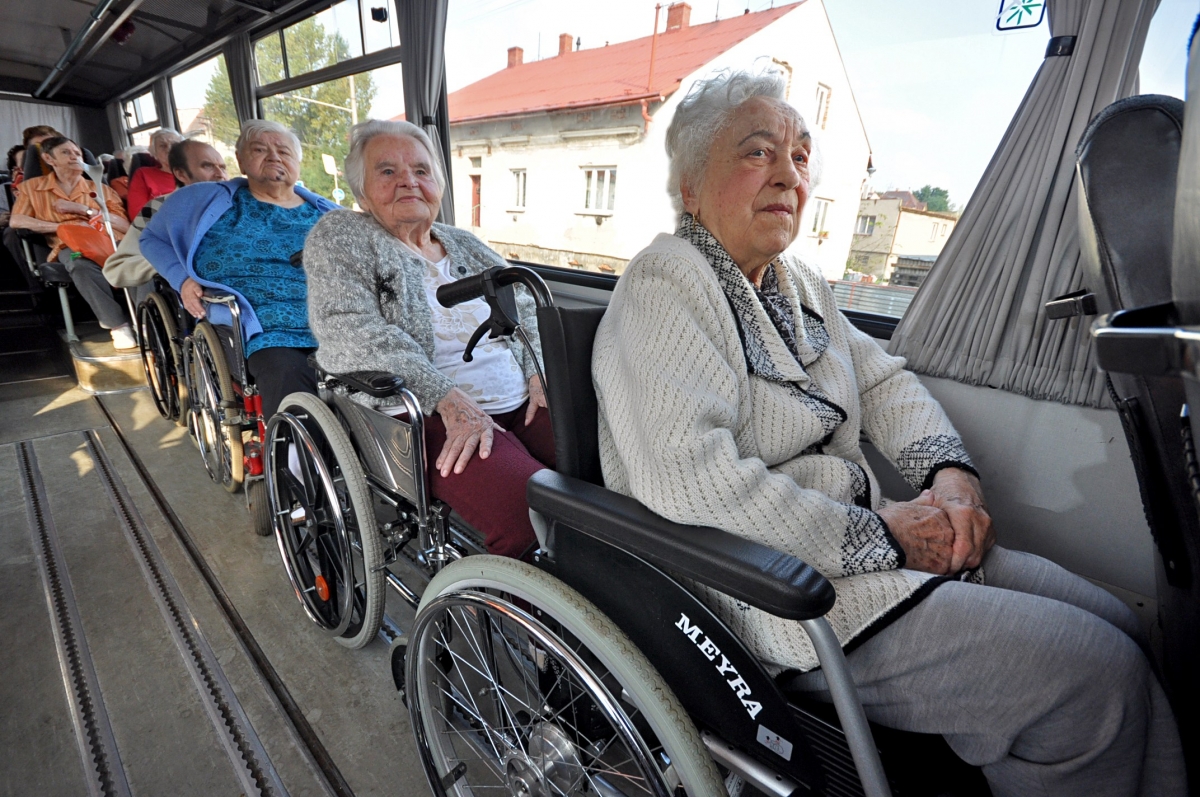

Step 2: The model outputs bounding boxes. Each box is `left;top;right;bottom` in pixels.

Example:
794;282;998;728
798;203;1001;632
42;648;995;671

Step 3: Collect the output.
252;0;403;109
811;197;832;236
511;168;527;210
580;166;617;215
815;83;832;130
855;214;876;235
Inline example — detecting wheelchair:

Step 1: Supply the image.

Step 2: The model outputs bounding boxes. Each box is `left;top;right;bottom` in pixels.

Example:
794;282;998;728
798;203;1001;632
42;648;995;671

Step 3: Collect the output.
137;274;192;426
265;265;991;797
177;287;273;537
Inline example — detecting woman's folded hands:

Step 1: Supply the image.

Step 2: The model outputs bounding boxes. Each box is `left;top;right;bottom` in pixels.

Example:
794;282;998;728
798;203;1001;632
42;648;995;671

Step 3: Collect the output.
877;467;994;576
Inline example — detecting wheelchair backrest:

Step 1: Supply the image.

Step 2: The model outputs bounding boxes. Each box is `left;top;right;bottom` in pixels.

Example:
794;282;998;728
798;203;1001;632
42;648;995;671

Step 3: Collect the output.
1077;94;1184;314
537;306;606;486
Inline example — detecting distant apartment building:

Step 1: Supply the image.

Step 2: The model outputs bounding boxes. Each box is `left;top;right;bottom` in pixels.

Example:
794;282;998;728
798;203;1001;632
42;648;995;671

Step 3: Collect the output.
426;1;873;280
848;190;958;285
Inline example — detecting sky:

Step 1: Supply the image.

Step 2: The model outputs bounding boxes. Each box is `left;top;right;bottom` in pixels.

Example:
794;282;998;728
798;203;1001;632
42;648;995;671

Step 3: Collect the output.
169;0;1197;210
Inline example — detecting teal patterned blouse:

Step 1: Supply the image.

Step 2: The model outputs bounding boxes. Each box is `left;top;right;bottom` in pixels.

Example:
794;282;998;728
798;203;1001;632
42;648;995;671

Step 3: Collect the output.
192;186;322;356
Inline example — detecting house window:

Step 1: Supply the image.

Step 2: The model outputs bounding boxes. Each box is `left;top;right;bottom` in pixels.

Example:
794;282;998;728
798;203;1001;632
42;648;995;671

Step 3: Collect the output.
512;169;526;208
815;83;832;130
469;156;482;169
856;214;876;235
930;222;939;241
811;199;832;235
941;223;948;236
583;167;617;211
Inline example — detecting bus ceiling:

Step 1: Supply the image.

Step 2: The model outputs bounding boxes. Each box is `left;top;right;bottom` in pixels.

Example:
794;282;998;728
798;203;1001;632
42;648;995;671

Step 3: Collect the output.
0;0;346;108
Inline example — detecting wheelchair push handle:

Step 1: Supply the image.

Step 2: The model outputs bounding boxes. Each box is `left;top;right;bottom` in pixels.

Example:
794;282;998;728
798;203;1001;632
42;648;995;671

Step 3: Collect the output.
436;265;554;310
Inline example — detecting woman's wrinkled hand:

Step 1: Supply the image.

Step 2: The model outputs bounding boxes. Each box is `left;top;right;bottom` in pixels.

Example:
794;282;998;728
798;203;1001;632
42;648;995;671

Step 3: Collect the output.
928;468;994;572
436;387;502;477
877;493;956;575
525;374;547;426
52;198;91;219
181;277;205;319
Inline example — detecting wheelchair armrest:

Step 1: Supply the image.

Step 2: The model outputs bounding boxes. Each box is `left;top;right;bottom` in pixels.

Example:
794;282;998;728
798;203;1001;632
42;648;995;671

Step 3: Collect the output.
527;470;836;621
329;370;407;398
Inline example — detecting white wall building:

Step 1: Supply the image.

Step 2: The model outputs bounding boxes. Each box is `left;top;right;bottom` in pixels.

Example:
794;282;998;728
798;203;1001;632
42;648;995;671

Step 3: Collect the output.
429;1;872;280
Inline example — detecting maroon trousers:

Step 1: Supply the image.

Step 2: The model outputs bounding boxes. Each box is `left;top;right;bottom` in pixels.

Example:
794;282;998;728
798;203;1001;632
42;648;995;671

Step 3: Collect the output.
423;401;556;560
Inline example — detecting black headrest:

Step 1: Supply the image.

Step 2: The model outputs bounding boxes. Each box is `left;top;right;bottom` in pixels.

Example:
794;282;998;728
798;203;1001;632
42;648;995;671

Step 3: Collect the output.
1076;94;1185;314
105;158;126;182
537;306;606;486
128;152;158;180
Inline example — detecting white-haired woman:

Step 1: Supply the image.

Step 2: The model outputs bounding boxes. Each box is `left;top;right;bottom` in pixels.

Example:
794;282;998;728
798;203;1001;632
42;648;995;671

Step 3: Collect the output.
593;69;1185;796
126;128;183;218
141;119;339;418
303;119;551;561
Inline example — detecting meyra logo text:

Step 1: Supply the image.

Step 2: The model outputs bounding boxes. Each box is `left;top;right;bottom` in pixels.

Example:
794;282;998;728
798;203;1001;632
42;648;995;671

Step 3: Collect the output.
676;612;763;719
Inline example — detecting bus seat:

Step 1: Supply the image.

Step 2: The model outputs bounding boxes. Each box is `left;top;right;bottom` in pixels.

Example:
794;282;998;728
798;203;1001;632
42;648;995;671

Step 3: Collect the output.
1088;50;1200;785
536;305;606;485
1075;94;1196;590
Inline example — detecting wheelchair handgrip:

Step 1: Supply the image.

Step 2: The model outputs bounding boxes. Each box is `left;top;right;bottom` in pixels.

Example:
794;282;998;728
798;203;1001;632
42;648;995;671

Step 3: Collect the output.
437;273;488;308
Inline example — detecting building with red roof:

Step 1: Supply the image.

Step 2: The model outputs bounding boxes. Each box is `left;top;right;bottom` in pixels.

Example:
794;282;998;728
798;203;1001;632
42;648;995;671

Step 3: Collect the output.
419;1;872;279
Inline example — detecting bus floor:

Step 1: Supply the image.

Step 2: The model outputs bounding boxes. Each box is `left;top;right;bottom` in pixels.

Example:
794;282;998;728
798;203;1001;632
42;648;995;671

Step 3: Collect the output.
0;377;430;797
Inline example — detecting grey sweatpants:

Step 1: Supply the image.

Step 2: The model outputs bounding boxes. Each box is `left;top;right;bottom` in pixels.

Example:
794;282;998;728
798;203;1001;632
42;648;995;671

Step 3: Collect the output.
790;546;1186;796
59;249;127;329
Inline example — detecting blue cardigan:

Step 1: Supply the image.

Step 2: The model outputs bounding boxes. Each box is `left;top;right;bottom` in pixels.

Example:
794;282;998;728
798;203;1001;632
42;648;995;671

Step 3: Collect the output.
141;178;340;341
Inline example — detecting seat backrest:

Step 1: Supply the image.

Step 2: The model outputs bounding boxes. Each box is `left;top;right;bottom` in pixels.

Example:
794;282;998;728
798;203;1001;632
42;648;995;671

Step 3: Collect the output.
127;152;158;181
537;306;606;486
1174;27;1200;322
1077;94;1185;314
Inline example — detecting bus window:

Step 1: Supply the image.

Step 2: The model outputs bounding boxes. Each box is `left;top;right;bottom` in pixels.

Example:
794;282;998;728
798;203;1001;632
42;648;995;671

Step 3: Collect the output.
442;0;1048;314
259;63;404;204
123;91;158;146
171;54;241;176
1138;0;1192;100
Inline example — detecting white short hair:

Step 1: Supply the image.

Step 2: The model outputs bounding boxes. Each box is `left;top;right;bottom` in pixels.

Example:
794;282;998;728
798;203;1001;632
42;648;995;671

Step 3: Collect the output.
344;119;446;202
236;119;303;162
149;128;181;151
665;68;821;215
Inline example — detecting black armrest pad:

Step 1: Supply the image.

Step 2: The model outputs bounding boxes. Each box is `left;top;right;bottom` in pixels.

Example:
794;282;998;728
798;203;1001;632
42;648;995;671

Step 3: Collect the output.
527;470;835;621
330;370;406;398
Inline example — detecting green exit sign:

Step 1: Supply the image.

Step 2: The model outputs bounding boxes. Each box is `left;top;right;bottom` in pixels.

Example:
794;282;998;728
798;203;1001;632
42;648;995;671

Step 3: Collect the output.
997;0;1046;31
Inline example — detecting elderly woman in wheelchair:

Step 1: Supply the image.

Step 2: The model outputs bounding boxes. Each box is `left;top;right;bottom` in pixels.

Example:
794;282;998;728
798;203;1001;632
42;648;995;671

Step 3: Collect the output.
587;69;1186;796
301;119;554;562
140;120;338;519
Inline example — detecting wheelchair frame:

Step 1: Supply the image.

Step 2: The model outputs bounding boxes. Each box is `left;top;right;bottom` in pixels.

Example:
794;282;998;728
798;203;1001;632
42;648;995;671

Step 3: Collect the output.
137;281;273;535
263;266;907;797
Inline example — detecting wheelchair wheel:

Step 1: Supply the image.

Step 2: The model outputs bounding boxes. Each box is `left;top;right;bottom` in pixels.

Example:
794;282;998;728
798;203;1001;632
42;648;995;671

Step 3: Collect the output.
190;321;244;493
265;392;385;649
246;478;273;537
137;293;180;423
409;556;724;797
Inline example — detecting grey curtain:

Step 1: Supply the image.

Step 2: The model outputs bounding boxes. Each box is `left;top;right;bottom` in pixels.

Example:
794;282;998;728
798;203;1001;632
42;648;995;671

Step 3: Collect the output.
151;76;178;132
105;101;127;151
222;32;258;125
397;0;454;223
888;0;1160;407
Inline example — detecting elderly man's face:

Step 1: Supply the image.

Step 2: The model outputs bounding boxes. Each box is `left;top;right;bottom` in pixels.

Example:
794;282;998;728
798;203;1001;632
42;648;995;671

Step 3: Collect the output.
358;134;443;231
238;132;300;186
682;96;812;275
177;143;228;185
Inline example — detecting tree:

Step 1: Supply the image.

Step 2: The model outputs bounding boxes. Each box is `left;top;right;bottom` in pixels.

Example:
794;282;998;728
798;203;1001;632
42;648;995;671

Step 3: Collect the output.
913;185;955;213
203;18;377;203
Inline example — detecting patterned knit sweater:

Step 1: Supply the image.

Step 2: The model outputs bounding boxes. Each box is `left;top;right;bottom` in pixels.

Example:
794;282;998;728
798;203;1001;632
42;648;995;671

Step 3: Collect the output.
593;229;977;672
303;210;543;413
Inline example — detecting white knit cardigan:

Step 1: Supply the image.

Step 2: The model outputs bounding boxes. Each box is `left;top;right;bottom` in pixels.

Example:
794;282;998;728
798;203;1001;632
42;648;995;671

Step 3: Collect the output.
592;231;977;672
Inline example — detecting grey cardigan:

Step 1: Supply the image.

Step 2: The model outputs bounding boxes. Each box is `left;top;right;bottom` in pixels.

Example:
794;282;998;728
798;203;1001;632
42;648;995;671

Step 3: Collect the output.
303;210;543;413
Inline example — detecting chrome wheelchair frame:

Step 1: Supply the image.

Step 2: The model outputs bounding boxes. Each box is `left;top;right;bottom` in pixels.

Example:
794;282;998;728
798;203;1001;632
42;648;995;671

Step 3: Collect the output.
139;283;274;535
257;265;1000;797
